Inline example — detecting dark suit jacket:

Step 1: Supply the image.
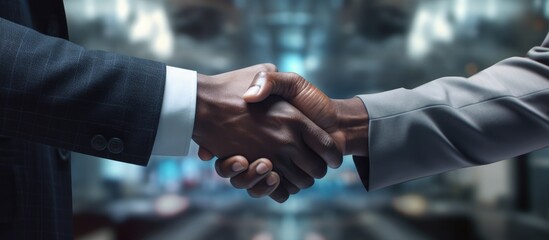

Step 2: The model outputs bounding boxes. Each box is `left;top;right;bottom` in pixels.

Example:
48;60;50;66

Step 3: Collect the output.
0;0;166;238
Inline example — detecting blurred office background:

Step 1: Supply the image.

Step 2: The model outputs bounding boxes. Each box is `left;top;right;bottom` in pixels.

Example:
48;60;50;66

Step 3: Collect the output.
65;0;549;239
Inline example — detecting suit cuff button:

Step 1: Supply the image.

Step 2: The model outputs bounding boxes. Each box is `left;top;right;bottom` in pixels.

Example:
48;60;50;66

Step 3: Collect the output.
108;138;124;154
91;135;107;151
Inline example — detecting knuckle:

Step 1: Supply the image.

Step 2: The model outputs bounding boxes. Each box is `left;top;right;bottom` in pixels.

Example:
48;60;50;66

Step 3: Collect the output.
281;139;294;148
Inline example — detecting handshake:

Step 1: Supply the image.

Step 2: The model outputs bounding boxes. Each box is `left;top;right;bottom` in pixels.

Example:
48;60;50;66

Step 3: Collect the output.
192;63;369;203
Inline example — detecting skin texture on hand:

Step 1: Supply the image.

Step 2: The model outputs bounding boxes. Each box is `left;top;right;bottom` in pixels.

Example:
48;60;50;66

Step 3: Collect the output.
215;71;370;201
243;71;369;156
192;64;342;202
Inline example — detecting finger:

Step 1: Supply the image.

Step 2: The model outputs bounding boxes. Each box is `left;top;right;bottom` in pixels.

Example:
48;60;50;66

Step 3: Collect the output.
247;172;280;198
275;159;314;189
215;155;249;178
230;159;273;189
301;118;343;169
281;175;303;194
198;146;214;161
269;185;290;203
290;146;328;179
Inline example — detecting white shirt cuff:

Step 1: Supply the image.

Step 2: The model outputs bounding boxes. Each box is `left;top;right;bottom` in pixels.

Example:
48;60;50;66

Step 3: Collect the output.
151;66;197;156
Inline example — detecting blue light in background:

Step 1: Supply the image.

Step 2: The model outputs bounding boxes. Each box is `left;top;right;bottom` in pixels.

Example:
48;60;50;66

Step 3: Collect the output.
181;158;201;180
279;27;306;50
101;158;143;182
278;52;305;74
157;159;180;186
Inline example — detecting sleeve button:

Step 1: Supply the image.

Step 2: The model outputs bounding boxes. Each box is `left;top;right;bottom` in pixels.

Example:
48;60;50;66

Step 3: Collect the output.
108;138;124;154
91;135;107;151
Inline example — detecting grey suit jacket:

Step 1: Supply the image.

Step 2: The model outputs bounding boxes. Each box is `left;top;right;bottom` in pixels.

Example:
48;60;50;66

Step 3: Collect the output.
354;33;549;191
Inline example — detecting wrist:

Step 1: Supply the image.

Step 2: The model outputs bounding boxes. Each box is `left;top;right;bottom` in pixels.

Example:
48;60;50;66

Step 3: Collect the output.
333;98;369;156
193;73;215;142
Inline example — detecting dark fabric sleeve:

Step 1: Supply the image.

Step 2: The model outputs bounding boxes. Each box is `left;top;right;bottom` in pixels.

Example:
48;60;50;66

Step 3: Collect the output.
0;17;166;166
353;31;549;190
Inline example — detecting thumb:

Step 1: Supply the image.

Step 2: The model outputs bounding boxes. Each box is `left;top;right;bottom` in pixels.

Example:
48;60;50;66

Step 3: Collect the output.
242;72;336;132
242;72;308;103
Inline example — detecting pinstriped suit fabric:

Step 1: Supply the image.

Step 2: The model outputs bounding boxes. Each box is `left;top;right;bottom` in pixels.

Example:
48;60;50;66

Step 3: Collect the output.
0;0;166;238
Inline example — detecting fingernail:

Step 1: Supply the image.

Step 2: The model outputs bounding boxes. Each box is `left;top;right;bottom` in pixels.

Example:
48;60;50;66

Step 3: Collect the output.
232;162;245;172
243;85;260;98
256;163;269;175
266;174;278;186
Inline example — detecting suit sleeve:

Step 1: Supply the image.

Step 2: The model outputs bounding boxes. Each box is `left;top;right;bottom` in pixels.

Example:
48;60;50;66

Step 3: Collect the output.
354;32;549;190
0;17;166;166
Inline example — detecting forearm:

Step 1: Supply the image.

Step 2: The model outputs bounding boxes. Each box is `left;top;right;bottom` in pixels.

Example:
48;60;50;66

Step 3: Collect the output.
0;18;166;164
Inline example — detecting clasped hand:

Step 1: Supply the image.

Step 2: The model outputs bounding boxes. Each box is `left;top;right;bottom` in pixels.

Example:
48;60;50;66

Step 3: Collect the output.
192;64;369;203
